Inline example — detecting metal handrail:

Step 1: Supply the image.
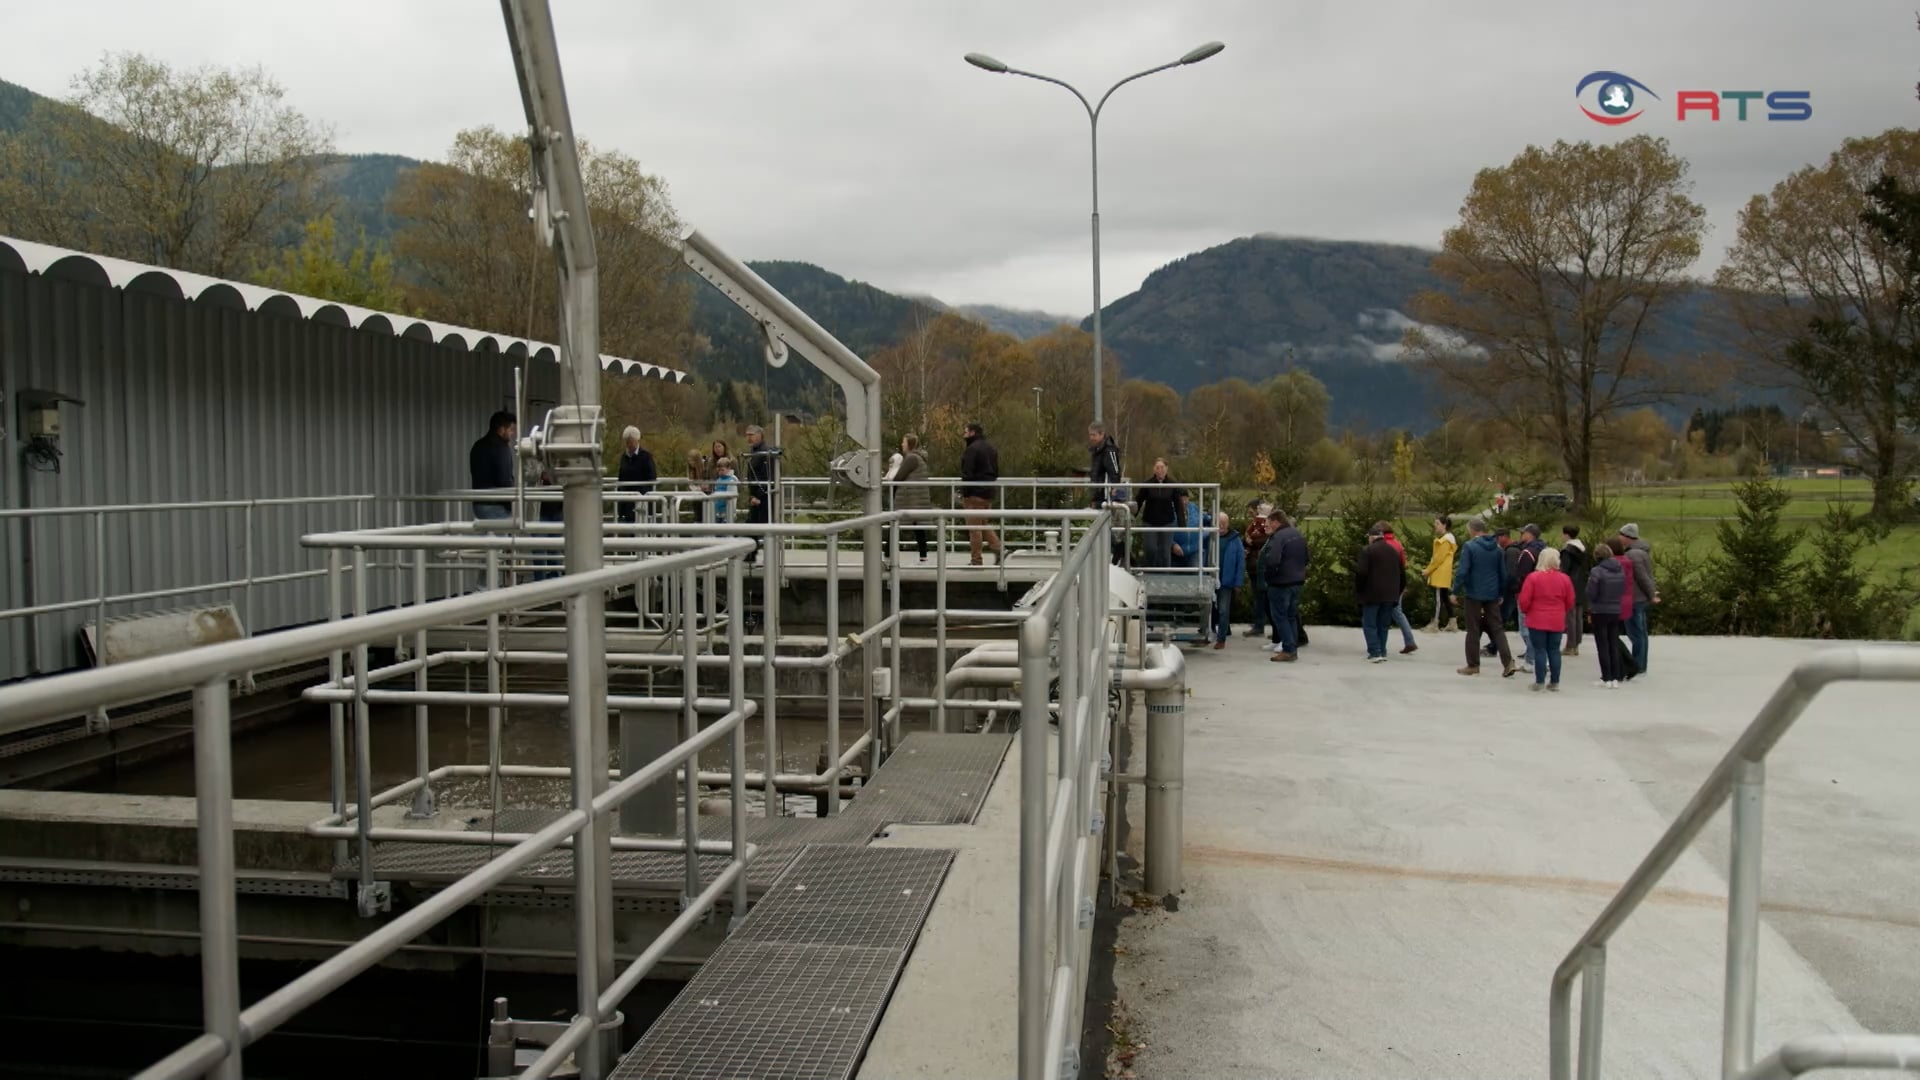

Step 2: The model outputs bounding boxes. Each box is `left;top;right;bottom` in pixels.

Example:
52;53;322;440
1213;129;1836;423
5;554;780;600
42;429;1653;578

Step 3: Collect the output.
1548;647;1920;1080
0;539;757;1080
1016;510;1118;1080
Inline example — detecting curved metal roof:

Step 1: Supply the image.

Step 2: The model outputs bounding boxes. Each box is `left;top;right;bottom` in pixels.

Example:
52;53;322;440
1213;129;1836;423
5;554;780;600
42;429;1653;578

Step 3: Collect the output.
0;235;689;383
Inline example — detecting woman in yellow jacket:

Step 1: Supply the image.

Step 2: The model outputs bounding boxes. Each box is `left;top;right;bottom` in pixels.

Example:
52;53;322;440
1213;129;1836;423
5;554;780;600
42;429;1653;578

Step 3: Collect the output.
1425;515;1458;631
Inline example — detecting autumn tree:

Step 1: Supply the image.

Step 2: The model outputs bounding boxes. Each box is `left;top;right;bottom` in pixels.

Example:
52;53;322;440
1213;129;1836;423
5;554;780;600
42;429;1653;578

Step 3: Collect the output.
1183;377;1271;482
254;215;407;309
1405;136;1707;509
390;126;692;365
0;52;333;275
1717;129;1920;518
1263;368;1330;489
1111;379;1182;477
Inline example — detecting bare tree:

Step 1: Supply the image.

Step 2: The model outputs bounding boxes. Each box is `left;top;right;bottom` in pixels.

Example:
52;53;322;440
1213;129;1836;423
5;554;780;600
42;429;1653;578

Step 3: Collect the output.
0;52;333;275
1404;136;1707;509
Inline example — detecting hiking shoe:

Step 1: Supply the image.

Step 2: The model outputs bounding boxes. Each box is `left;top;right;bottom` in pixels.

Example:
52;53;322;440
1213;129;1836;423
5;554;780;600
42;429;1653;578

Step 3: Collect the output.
1271;652;1297;663
1562;646;1580;657
1482;646;1499;658
1457;666;1480;676
1530;682;1545;692
1548;684;1562;692
1212;640;1225;650
1242;628;1265;638
1502;664;1518;678
1400;643;1418;655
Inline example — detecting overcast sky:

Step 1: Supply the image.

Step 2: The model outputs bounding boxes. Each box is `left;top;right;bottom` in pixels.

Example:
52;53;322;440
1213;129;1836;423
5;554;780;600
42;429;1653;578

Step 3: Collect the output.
4;0;1917;315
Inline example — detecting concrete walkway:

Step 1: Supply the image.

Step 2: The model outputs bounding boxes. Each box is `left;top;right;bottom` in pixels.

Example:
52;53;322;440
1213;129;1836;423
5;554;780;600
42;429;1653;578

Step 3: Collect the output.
1112;629;1920;1079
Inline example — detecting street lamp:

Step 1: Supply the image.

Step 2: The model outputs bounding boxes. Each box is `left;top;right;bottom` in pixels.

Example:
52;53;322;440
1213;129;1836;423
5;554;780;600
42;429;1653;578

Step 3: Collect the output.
965;41;1225;427
1032;386;1044;413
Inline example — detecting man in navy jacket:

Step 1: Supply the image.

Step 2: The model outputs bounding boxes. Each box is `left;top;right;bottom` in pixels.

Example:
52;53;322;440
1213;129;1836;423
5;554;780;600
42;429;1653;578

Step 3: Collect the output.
1453;516;1515;677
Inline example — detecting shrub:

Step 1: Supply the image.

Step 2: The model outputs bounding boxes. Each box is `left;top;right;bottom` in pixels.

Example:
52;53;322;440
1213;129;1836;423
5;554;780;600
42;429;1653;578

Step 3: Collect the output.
1300;472;1401;627
1793;504;1914;639
1706;476;1801;636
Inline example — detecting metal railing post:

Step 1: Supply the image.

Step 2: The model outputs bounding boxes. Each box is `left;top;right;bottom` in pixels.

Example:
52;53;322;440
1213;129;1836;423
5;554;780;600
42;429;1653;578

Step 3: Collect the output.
825;532;841;816
564;591;608;1080
1577;944;1606;1080
1722;758;1765;1080
1017;615;1051;1080
888;518;903;751
351;547;378;914
409;549;433;818
486;549;503;816
761;521;781;818
192;676;243;1080
326;549;348;868
727;556;749;922
680;567;702;906
92;510;107;661
935;516;949;734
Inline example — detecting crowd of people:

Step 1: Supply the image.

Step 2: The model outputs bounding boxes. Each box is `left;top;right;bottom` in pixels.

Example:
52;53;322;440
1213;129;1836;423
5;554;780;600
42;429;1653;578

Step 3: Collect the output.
1217;500;1660;688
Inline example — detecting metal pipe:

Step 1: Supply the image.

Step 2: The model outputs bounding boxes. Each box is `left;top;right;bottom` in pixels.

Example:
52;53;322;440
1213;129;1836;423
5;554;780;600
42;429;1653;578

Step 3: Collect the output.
1738;1034;1920;1080
1017;608;1051;1080
3;920;708;968
410;549;432;818
564;595;607;1080
1722;759;1764;1080
727;556;748;918
325;548;347;868
486;549;502;822
192;679;243;1080
351;547;375;910
680;568;701;902
1577;944;1605;1080
826;532;841;815
598;856;749;1016
130;1033;229;1080
888;517;903;752
762;508;781;819
936;515;949;733
303;688;742;711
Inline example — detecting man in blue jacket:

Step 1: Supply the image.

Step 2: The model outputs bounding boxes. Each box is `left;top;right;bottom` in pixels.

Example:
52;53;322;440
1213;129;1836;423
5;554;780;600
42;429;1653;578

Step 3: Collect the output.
1260;511;1310;662
1453;516;1515;677
1210;512;1246;649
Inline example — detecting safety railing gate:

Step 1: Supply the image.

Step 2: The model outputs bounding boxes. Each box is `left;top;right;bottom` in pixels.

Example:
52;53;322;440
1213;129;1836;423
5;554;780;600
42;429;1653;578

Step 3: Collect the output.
1548;647;1920;1080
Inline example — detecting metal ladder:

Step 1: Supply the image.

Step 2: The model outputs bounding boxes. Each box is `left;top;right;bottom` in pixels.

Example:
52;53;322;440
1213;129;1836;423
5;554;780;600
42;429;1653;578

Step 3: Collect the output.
1547;647;1920;1079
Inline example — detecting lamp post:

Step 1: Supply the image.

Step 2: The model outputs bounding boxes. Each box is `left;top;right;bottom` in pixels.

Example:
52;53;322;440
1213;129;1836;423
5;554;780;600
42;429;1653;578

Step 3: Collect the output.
965;41;1224;427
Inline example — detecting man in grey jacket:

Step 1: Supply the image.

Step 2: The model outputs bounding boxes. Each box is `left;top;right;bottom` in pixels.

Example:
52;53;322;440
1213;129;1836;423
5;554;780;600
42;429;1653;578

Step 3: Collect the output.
1615;523;1660;676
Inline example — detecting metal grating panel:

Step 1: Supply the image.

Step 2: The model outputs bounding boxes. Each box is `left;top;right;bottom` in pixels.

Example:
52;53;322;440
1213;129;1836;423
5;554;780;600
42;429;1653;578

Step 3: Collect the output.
610;941;900;1080
614;846;955;1080
855;732;1011;825
734;847;952;951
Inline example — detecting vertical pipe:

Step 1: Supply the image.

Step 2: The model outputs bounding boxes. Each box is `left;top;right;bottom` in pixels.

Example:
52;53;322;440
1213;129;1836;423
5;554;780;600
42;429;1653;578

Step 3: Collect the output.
91;510;106;663
351;547;375;904
485;549;502;814
861;477;883;777
410;549;432;818
565;594;606;1080
1089;116;1103;427
1017;621;1050;1080
934;516;949;733
192;678;243;1080
680;567;701;903
825;532;841;816
888;517;903;751
761;516;781;818
1576;944;1606;1080
1722;759;1765;1080
1549;976;1574;1080
727;555;748;918
326;548;347;867
1143;662;1185;896
241;503;254;638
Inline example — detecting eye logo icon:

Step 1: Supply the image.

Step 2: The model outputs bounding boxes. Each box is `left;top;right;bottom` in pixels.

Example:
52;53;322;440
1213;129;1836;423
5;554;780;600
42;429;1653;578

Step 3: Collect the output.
1577;71;1658;125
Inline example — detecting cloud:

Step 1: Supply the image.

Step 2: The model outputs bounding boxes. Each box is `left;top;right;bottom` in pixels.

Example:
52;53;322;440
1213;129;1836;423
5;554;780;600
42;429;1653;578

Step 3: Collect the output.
1;0;1912;312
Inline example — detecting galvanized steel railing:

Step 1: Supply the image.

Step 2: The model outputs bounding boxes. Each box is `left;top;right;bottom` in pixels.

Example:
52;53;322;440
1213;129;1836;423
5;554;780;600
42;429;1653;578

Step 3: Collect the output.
1548;647;1920;1080
0;539;759;1080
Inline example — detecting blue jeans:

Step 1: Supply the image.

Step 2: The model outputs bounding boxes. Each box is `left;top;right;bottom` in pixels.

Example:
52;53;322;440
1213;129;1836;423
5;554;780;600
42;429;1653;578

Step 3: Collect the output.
1627;607;1649;674
473;503;511;521
1249;579;1268;632
1267;583;1302;653
1526;627;1564;684
1213;586;1235;643
1361;602;1395;659
1391;599;1415;648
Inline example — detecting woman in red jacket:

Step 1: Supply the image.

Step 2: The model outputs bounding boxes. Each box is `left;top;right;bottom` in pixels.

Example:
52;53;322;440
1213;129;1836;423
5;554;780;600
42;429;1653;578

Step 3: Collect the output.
1517;547;1576;691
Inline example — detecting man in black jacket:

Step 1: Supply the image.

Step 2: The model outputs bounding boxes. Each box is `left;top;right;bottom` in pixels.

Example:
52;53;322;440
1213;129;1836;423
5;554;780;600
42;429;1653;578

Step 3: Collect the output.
960;422;1003;566
1086;424;1123;508
742;424;779;564
1259;511;1310;661
469;410;517;521
1560;524;1590;657
1355;523;1405;663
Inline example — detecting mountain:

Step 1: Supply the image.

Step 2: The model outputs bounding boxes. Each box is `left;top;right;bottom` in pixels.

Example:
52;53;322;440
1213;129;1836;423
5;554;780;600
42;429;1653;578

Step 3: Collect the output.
956;303;1077;340
312;153;419;245
0;78;39;132
1088;235;1732;431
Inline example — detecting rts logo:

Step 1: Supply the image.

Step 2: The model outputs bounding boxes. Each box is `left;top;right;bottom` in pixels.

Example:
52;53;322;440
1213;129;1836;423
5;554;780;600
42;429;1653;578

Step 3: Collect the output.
1575;71;1812;125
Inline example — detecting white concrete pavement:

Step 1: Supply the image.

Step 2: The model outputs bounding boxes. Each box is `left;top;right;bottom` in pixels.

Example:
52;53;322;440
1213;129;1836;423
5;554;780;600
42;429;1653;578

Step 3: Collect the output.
1112;628;1920;1079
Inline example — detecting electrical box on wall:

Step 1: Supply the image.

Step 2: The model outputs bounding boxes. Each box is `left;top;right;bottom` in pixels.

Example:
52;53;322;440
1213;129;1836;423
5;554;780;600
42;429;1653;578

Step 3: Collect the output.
17;389;84;474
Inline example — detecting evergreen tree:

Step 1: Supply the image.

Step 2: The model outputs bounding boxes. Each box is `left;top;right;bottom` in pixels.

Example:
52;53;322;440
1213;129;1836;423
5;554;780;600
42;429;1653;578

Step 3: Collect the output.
1706;475;1801;635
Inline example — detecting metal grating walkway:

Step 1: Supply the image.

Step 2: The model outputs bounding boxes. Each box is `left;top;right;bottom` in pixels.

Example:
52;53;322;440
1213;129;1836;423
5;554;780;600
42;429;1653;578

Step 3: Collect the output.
855;732;1012;825
611;846;954;1080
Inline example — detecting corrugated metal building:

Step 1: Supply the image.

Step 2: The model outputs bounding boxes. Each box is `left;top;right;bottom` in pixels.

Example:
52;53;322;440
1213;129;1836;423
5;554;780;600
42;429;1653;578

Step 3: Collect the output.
0;236;687;680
